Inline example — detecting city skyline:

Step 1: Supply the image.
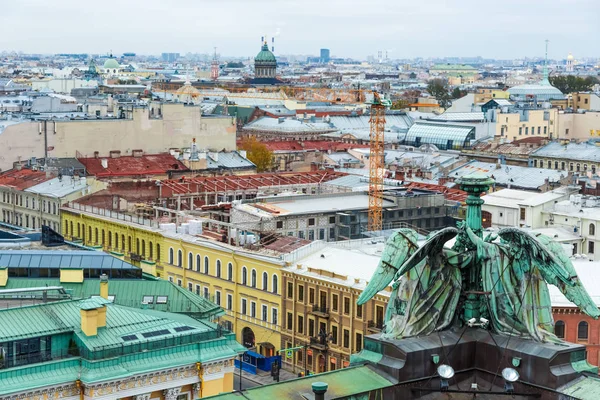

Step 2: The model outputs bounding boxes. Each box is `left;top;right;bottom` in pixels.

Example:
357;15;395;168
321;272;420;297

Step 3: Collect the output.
1;0;598;59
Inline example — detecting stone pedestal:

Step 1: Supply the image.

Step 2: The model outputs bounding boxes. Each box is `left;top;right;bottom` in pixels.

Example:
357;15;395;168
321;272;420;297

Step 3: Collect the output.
352;328;599;399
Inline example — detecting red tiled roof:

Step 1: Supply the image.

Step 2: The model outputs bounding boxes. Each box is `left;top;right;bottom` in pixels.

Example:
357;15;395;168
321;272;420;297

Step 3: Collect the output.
260;140;369;152
406;181;467;203
0;169;51;190
79;154;188;178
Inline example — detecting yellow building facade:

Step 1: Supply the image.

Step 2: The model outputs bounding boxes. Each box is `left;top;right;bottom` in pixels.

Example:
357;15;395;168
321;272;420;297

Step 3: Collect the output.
61;205;284;356
496;108;559;141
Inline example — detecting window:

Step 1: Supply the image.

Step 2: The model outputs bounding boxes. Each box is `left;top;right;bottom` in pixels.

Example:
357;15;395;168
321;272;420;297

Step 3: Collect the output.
308;319;315;337
287;282;293;298
590;224;596;236
156;296;168;304
251;301;256;318
309;288;315;304
331;325;338;345
332;294;338;312
188;252;193;270
242;267;247;285
566;128;570;135
329;216;336;224
555;320;565;338
215;291;221;305
169;248;174;264
142;295;154;304
156;244;160;260
578;321;589;341
287;312;293;329
196;285;200;296
343;329;350;348
204;256;209;274
262;305;268;321
355;332;363;352
276;221;283;229
227;294;232;310
298;285;304;302
533;160;538;168
203;287;209;299
251;269;257;287
216;260;221;278
319;229;325;240
228;262;233;280
525;127;529;135
177;279;182;287
544;126;547;134
188;282;193;292
308;218;315;226
272;275;278;294
344;297;350;314
519;127;522;135
538;126;541;134
272;308;278;325
196;255;201;272
241;299;247;315
356;304;363;319
177;250;182;267
589;241;595;254
297;315;304;334
519;208;526;221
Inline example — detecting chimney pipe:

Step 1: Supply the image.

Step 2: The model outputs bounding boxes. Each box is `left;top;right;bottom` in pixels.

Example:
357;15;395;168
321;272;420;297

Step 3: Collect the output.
312;382;328;400
100;273;109;299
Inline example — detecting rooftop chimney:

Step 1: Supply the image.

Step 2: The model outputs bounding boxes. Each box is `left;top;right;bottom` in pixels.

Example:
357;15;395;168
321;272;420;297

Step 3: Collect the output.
79;298;109;336
100;274;108;299
312;382;328;400
101;158;108;169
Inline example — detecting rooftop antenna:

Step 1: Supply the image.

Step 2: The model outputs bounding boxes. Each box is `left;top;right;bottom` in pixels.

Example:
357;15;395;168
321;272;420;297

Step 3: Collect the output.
272;37;275;53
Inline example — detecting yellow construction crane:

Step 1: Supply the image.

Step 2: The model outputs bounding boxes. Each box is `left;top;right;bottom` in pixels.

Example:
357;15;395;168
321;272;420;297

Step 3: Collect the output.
368;92;387;232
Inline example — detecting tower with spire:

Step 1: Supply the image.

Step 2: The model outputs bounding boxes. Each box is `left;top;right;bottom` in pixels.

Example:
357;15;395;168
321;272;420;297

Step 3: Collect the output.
211;47;219;81
566;52;575;73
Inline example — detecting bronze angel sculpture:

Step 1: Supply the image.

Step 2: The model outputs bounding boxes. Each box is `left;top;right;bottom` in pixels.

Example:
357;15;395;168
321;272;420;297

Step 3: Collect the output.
358;176;599;343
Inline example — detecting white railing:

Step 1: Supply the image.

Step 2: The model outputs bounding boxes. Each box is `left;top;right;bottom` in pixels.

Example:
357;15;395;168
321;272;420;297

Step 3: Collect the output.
66;202;156;227
280;240;329;263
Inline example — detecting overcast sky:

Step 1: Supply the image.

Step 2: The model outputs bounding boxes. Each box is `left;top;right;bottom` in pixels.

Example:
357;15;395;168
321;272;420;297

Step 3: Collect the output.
1;0;598;59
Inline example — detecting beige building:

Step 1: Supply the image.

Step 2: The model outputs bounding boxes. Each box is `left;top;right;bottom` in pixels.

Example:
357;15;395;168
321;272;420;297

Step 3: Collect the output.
0;101;236;172
496;108;559;141
555;111;600;141
280;239;390;374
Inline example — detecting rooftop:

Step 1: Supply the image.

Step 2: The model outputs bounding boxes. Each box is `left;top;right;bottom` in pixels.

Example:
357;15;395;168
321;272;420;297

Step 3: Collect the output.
242;116;337;134
25;175;92;198
533;141;600;163
428;112;485;122
0;168;50;190
449;161;568;190
404;122;476;150
78;153;188;177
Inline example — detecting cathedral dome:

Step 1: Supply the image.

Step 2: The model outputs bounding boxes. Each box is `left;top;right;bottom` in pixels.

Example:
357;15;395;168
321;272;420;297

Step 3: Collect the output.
103;57;120;69
255;43;276;63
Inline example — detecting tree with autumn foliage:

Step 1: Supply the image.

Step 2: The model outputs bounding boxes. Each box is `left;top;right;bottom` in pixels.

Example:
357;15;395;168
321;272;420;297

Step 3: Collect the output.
239;137;274;172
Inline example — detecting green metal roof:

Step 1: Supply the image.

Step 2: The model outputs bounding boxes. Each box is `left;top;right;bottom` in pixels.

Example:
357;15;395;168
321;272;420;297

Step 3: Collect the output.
2;277;224;319
205;365;395;400
255;43;276;63
560;375;600;399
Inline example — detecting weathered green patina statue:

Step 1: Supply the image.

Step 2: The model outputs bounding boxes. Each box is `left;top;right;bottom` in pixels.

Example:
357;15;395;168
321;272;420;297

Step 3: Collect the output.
358;173;600;342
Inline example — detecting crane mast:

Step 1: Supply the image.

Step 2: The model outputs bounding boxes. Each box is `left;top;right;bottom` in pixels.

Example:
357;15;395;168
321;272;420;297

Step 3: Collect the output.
368;92;386;232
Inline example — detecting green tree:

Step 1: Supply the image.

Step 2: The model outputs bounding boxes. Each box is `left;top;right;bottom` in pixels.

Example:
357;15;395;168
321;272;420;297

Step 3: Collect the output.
451;87;467;99
427;79;450;108
409;72;417;79
549;75;599;94
226;61;244;68
391;99;409;110
239;137;273;172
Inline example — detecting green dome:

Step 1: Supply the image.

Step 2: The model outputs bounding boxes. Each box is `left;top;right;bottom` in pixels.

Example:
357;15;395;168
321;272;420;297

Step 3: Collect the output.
255;43;276;63
103;57;120;69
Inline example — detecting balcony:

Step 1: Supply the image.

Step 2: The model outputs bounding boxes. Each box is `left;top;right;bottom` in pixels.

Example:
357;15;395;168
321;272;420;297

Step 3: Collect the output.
367;320;384;332
309;336;328;351
310;305;330;318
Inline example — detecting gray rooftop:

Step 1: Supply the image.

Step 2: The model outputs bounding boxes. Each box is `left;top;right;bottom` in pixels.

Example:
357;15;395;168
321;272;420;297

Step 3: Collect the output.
532;141;600;163
403;122;476;150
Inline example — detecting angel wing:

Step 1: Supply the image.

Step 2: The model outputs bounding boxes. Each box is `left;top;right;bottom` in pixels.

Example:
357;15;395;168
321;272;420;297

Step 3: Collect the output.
498;228;573;284
392;227;458;280
534;233;600;318
357;229;418;306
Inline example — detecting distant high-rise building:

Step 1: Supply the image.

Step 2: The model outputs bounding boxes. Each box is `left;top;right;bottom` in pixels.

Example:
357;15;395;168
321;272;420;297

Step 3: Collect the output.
161;52;180;63
320;48;330;63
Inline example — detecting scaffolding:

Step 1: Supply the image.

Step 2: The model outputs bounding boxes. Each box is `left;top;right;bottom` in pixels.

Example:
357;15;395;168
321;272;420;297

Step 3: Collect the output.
368;93;386;232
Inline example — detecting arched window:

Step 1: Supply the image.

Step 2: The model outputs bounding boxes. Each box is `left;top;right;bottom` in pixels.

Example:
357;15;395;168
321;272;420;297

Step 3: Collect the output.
228;263;233;281
128;236;132;252
136;238;140;253
555;320;565;338
149;241;153;259
204;256;209;274
188;252;193;270
141;239;145;256
121;234;125;251
555;161;559;169
262;272;268;291
169;248;174;264
102;230;105;245
242;267;248;285
272;275;278;294
562;162;566;170
578;321;589;341
108;231;112;247
115;233;118;249
196;255;201;272
156;243;161;261
589;241;595;254
93;227;96;243
177;250;182;267
590;224;595;236
216;260;221;278
251;269;257;288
